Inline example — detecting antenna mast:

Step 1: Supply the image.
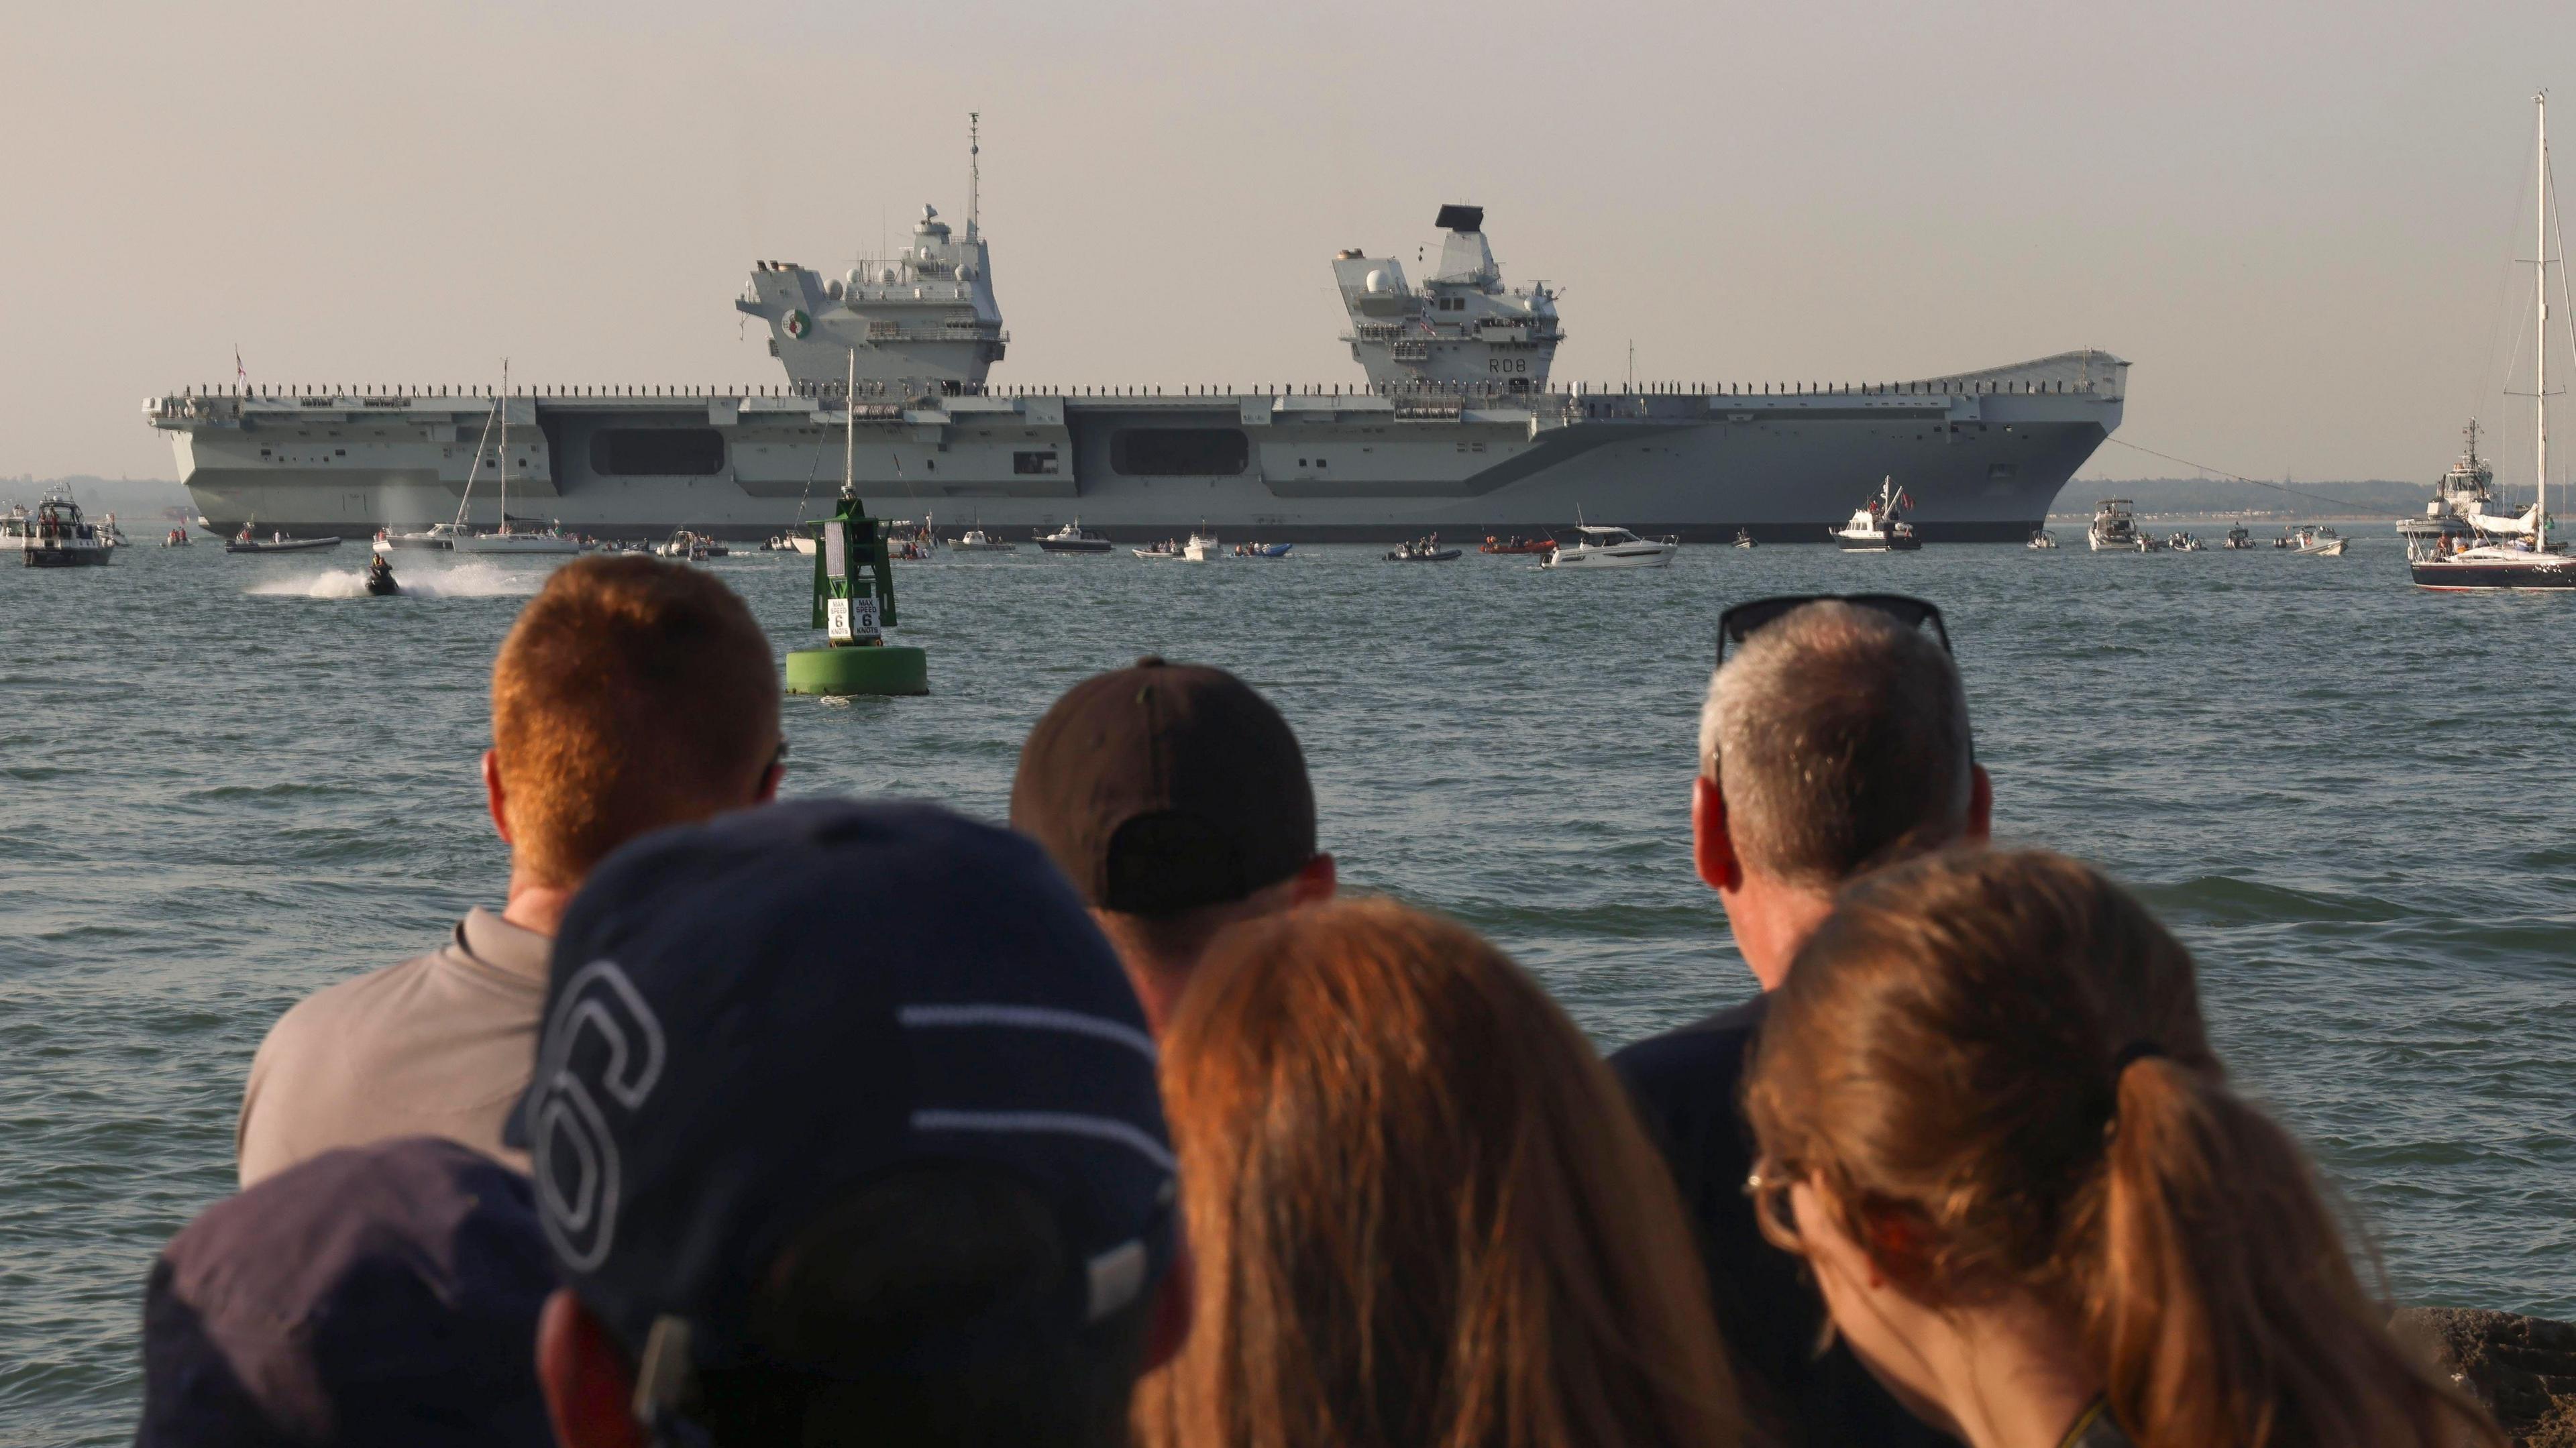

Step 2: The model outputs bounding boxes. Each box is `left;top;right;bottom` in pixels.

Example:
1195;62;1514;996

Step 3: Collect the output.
967;112;981;243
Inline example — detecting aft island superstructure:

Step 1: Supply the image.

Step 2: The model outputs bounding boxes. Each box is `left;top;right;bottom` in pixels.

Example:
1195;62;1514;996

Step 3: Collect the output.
149;184;2126;543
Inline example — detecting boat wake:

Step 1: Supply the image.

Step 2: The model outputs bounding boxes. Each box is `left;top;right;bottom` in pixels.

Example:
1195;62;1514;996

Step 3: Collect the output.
248;562;541;599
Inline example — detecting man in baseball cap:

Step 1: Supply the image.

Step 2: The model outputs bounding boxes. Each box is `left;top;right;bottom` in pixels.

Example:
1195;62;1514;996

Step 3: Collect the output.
1010;657;1336;1032
521;800;1189;1448
138;1136;555;1448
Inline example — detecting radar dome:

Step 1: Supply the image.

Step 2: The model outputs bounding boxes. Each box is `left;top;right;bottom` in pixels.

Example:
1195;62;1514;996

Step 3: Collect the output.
824;279;844;300
1364;269;1393;294
959;264;977;281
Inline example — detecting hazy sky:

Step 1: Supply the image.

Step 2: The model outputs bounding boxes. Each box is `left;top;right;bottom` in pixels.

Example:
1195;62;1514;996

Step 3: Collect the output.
6;0;2573;487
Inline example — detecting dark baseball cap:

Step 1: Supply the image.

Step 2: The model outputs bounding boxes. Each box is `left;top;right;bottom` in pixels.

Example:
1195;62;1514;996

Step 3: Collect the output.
511;799;1175;1422
1011;657;1318;915
138;1136;554;1448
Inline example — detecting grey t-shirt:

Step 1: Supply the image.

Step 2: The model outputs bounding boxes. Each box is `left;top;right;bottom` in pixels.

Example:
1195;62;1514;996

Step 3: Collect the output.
237;908;549;1187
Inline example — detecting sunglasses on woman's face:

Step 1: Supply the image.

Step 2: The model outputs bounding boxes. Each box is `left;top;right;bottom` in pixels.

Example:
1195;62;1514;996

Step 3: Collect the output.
1717;594;1951;664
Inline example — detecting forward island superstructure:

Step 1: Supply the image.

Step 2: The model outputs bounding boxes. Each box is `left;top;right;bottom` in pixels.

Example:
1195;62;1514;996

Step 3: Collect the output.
148;156;2125;543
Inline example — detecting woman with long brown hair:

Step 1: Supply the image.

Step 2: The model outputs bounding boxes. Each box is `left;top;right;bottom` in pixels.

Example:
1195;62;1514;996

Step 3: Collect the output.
1743;848;2499;1448
1134;897;1744;1448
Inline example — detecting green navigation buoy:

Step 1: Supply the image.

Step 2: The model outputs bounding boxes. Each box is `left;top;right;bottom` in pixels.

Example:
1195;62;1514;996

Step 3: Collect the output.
784;491;927;697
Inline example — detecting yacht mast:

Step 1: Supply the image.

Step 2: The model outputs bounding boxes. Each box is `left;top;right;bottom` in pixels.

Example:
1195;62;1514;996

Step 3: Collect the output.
2536;93;2551;546
498;359;513;537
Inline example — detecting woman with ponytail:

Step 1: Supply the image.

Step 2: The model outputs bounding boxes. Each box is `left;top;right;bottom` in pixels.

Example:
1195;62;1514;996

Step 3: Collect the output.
1742;849;2500;1448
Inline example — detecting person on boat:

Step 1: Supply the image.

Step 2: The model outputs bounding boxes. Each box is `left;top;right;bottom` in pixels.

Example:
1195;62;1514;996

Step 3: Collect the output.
234;557;784;1187
1612;599;1988;1447
1010;657;1336;1036
1743;850;2504;1448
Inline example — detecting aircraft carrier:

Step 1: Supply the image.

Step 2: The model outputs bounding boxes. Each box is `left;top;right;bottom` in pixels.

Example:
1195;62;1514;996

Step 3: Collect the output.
147;186;2125;544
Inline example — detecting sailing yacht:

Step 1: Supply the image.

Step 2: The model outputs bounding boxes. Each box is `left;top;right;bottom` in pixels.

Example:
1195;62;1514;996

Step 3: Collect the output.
454;364;584;555
2412;93;2576;592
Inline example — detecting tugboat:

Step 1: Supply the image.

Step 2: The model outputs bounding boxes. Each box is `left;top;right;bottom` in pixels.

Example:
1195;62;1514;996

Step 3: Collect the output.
1829;477;1921;551
1542;524;1680;569
364;553;401;596
2027;528;2057;550
2087;499;2141;551
7;492;117;567
1480;533;1557;555
1732;527;1759;549
1036;520;1116;554
1385;533;1462;562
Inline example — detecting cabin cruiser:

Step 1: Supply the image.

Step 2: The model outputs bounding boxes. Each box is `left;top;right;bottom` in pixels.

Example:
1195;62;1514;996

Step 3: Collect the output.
1385;534;1462;561
762;530;817;555
2087;499;2141;552
375;522;460;552
949;526;1016;553
2285;526;2347;557
1181;531;1222;562
2027;528;2057;550
1036;521;1116;554
7;492;117;567
2223;522;2255;549
1542;524;1680;569
1829;478;1921;551
1733;527;1758;549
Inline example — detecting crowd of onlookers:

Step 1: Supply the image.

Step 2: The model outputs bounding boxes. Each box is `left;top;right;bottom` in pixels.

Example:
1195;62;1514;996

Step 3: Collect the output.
136;556;2506;1447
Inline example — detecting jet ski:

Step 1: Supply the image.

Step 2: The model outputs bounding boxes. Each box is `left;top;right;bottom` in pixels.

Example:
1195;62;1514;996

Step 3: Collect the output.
365;555;400;596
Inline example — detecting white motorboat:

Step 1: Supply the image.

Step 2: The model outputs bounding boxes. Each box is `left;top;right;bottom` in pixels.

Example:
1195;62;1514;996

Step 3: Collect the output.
1732;527;1758;549
1182;531;1222;562
1384;534;1462;561
2087;498;2141;551
375;522;460;553
1829;477;1921;551
1036;521;1116;554
2285;526;2347;557
2027;528;2058;550
1542;524;1680;569
96;513;128;549
1133;539;1183;561
655;529;729;561
8;492;117;567
2168;532;2204;552
762;531;818;555
950;526;1016;553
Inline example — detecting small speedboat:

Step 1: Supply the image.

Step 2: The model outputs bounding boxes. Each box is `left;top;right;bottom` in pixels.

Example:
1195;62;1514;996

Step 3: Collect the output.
1543;524;1681;569
226;522;341;554
1134;539;1183;561
1732;528;1758;549
762;531;817;555
2027;528;2057;550
163;528;192;548
1233;541;1293;557
950;526;1016;553
2288;526;2347;557
1385;535;1462;562
365;556;400;596
2168;532;2204;552
2223;523;2255;549
1182;531;1222;562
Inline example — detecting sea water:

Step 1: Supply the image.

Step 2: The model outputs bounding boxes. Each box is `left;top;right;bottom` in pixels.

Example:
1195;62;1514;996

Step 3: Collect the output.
3;535;2571;1440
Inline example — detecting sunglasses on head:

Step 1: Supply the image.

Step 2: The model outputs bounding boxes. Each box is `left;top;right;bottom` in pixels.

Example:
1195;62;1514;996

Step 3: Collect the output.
1717;594;1951;663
